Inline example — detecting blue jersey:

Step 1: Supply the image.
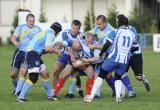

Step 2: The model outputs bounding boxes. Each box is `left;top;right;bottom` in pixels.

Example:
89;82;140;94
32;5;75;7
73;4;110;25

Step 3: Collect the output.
13;24;42;51
27;28;56;55
107;27;137;64
128;25;142;55
61;29;82;54
90;23;114;44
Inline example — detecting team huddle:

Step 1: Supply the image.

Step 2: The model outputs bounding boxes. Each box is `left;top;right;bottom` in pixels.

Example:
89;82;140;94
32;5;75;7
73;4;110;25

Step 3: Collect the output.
10;14;150;103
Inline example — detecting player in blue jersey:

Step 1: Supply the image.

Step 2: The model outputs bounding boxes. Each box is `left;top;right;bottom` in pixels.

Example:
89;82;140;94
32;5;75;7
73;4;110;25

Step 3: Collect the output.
52;20;83;96
119;14;150;92
53;40;99;100
89;15;116;97
84;15;137;103
10;14;41;95
17;22;62;102
65;32;102;98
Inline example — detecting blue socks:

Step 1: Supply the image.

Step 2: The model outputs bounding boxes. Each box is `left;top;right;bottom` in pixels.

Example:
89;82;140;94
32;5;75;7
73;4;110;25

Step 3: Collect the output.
15;77;25;95
12;79;18;89
106;76;116;94
68;77;76;94
18;79;33;99
42;79;52;97
121;74;134;93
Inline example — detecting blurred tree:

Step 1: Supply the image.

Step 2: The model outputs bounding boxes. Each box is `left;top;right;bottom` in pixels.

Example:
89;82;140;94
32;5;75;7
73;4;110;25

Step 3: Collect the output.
39;8;47;23
107;4;119;28
84;11;95;32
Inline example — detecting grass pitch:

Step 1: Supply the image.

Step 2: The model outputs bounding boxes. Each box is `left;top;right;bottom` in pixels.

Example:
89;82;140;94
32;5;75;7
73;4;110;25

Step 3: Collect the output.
0;45;160;110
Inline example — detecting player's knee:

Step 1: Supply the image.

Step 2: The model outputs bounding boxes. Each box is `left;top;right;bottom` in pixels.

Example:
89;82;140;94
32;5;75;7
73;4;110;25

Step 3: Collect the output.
114;73;122;80
29;73;39;84
98;68;108;79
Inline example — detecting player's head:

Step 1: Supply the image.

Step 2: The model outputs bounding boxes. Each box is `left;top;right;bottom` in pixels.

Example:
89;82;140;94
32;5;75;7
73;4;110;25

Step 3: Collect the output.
26;14;35;28
71;20;81;36
116;14;128;27
72;40;82;51
96;15;107;30
50;22;62;36
86;32;94;45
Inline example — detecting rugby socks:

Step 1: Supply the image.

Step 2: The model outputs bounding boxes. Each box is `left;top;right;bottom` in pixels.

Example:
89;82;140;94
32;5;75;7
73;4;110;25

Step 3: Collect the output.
106;76;116;94
86;77;94;95
12;79;18;89
42;79;52;97
18;79;33;99
68;77;76;94
14;77;25;95
121;82;126;97
121;74;134;93
90;77;103;99
54;78;65;96
115;80;123;98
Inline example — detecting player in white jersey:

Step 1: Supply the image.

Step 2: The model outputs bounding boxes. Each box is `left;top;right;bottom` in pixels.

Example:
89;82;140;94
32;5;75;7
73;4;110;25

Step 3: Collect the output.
52;20;82;95
84;15;137;103
119;14;150;92
53;40;100;100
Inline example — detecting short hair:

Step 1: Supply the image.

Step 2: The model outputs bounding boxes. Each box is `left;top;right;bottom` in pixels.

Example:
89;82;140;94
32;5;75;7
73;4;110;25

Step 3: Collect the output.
71;20;81;28
96;15;107;23
117;14;128;27
26;14;35;21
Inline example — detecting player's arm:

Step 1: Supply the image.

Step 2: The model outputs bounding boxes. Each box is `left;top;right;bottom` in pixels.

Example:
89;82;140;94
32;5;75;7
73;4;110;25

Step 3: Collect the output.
99;30;115;56
89;44;103;50
10;26;21;47
11;35;19;47
70;50;89;68
44;33;61;55
81;56;99;63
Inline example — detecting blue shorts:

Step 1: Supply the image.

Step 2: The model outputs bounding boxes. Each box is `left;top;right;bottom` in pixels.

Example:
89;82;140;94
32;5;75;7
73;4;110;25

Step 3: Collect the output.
102;59;127;76
11;48;26;68
57;53;70;65
26;51;43;70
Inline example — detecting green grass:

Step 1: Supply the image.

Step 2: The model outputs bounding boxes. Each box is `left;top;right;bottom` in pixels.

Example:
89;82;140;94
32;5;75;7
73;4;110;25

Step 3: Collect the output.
0;45;160;110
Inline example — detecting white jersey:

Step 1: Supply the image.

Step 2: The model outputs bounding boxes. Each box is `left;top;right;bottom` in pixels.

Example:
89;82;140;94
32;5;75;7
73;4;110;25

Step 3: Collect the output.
128;25;142;55
107;27;137;64
61;29;82;54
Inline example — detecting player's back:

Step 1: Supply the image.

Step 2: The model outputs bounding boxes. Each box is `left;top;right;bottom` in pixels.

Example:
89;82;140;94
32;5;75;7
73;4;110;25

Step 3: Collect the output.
27;28;55;54
108;28;136;64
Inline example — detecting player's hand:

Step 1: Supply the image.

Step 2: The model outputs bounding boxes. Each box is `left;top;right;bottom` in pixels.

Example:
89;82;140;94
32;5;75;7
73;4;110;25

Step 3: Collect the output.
89;44;95;49
81;58;88;63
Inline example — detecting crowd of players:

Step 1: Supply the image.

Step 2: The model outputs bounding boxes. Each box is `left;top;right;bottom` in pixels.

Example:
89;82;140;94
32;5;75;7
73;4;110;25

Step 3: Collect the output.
10;13;150;103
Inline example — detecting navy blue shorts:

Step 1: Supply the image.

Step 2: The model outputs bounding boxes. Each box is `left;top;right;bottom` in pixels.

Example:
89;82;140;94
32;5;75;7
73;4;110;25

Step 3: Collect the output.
57;53;70;65
26;51;43;70
11;48;26;68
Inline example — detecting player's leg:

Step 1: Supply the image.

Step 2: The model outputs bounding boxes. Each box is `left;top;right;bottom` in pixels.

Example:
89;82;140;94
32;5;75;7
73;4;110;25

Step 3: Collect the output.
52;53;70;89
17;51;40;102
83;65;94;96
52;61;65;89
39;63;54;100
105;72;116;97
53;64;75;96
131;54;150;91
10;49;21;93
121;58;135;98
76;76;84;97
14;53;28;96
14;67;27;96
114;63;129;102
85;60;115;102
65;74;77;98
